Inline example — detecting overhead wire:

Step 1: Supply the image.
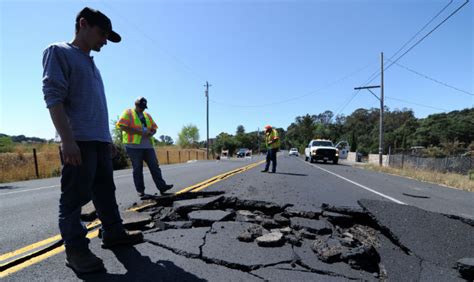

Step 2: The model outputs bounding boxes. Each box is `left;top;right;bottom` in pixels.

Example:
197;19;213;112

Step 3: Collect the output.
388;59;474;96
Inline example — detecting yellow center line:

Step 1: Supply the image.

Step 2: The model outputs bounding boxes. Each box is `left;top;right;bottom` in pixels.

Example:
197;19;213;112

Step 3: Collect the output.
0;230;99;278
0;159;264;278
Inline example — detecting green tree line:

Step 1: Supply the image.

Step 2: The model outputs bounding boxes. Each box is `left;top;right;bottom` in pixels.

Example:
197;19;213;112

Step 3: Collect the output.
212;107;474;157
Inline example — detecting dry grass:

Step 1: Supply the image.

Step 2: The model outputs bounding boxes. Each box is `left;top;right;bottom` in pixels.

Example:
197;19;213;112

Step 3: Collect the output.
363;164;474;192
0;143;210;183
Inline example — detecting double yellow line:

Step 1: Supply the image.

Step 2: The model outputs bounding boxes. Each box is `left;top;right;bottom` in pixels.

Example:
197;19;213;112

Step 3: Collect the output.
0;160;264;278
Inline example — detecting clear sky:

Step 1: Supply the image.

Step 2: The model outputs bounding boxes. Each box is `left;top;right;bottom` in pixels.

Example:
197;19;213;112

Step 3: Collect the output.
0;0;472;141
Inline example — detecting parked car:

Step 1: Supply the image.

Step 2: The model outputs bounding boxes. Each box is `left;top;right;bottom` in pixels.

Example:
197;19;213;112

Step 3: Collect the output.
304;139;339;164
289;148;300;156
236;148;250;158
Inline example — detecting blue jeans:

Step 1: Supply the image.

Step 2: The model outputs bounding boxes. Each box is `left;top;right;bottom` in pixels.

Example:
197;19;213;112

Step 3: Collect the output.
265;148;278;172
59;141;124;250
125;148;167;193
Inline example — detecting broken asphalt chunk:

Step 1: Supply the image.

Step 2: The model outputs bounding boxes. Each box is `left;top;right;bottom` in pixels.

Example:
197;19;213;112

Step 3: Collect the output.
358;199;474;269
173;195;224;214
122;211;152;230
457;257;474;280
187;210;233;226
202;222;294;270
284;207;321;219
145;227;210;258
290;217;332;235
256;232;285;247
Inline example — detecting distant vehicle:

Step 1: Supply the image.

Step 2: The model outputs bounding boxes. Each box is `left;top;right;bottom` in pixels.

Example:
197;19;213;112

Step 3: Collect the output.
335;141;350;160
304;139;339;164
289;148;300;156
236;148;250;158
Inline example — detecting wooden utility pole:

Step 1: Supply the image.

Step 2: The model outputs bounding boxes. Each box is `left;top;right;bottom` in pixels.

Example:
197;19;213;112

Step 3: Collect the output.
354;52;385;166
380;52;385;166
204;81;211;159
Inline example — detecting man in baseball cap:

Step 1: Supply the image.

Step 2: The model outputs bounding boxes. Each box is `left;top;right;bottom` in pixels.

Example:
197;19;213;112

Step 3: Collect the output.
42;7;141;275
76;7;121;43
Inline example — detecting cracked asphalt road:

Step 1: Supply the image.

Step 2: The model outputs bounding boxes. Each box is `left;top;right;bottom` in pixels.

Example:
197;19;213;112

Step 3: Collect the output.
2;154;473;281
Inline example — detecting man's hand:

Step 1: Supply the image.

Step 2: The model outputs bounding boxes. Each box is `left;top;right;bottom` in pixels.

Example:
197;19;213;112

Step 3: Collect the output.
62;141;82;166
147;129;156;137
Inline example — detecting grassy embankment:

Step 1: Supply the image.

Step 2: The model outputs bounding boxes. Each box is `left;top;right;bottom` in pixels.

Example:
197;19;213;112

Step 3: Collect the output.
0;144;208;183
363;163;474;192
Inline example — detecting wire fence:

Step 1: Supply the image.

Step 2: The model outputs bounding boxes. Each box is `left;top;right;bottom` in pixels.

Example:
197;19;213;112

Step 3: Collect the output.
389;153;474;175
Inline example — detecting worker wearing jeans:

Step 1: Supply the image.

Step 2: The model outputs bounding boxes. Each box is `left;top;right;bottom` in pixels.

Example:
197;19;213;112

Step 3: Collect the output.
117;97;173;198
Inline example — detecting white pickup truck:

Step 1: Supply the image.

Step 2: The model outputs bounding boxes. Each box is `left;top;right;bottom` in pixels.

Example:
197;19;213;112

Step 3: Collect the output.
304;139;339;164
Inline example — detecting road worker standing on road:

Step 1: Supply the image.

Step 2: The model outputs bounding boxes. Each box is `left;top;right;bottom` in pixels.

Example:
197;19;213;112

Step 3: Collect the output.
42;7;143;274
261;125;280;173
116;97;173;199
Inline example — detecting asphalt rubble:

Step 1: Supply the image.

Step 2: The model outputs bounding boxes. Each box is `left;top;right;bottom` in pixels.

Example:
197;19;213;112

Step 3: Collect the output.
81;191;474;281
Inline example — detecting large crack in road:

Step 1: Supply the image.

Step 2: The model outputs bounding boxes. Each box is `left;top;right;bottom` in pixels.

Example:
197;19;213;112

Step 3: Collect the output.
76;191;474;281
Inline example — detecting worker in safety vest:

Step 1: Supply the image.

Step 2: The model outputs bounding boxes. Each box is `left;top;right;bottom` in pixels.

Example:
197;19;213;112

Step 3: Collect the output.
262;125;280;173
116;97;173;198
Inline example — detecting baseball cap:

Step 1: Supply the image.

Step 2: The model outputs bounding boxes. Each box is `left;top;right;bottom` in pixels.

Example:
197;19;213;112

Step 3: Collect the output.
135;97;148;109
76;7;121;43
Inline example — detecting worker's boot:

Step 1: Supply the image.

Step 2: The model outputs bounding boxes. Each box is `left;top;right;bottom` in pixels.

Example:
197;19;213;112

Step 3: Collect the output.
102;230;144;249
65;247;105;274
159;184;174;194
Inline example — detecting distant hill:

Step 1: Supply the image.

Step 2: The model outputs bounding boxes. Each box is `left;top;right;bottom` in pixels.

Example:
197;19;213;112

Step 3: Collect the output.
0;133;52;143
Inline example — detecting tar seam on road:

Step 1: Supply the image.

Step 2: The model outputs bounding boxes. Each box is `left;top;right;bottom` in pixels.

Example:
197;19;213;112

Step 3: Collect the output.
300;158;406;205
0;159;265;278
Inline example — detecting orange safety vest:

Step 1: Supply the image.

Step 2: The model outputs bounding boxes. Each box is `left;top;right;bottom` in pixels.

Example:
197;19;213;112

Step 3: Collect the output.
116;109;158;145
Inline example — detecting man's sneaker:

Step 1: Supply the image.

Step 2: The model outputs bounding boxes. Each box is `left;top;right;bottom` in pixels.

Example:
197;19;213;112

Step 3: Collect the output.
65;248;105;274
159;184;173;194
139;194;153;200
137;192;145;197
102;230;144;249
270;170;276;173
261;170;268;173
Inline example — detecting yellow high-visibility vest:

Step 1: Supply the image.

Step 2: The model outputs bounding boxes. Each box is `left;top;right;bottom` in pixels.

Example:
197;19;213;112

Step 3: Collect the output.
116;109;158;145
265;129;280;149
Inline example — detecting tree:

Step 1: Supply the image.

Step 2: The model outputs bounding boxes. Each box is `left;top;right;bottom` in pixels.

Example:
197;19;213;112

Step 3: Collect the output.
212;132;237;155
178;124;200;148
0;136;14;153
110;118;122;145
236;125;245;135
158;135;174;146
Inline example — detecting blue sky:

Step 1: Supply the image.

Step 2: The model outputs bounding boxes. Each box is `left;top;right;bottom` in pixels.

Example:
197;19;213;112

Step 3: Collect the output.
0;0;472;141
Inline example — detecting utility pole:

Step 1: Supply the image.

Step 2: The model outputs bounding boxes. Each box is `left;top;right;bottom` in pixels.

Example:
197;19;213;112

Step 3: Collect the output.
354;52;385;166
204;81;211;159
380;52;385;167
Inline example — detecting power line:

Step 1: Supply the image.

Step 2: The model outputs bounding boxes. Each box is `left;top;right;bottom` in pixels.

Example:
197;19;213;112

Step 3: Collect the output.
385;97;448;111
389;59;474;96
210;62;374;108
341;0;469;116
361;0;469;87
384;0;470;71
386;0;454;66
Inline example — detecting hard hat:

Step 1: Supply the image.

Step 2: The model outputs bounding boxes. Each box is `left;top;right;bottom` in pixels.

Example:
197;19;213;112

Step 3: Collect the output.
264;125;272;130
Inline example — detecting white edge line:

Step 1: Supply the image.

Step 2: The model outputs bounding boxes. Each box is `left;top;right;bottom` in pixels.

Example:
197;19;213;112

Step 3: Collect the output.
301;158;406;205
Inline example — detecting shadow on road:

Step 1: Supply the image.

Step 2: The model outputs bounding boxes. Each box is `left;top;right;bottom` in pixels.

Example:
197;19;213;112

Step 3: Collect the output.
79;246;205;281
0;185;18;190
273;172;308;176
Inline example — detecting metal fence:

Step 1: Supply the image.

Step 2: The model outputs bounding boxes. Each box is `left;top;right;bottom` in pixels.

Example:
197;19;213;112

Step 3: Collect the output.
389;154;474;175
